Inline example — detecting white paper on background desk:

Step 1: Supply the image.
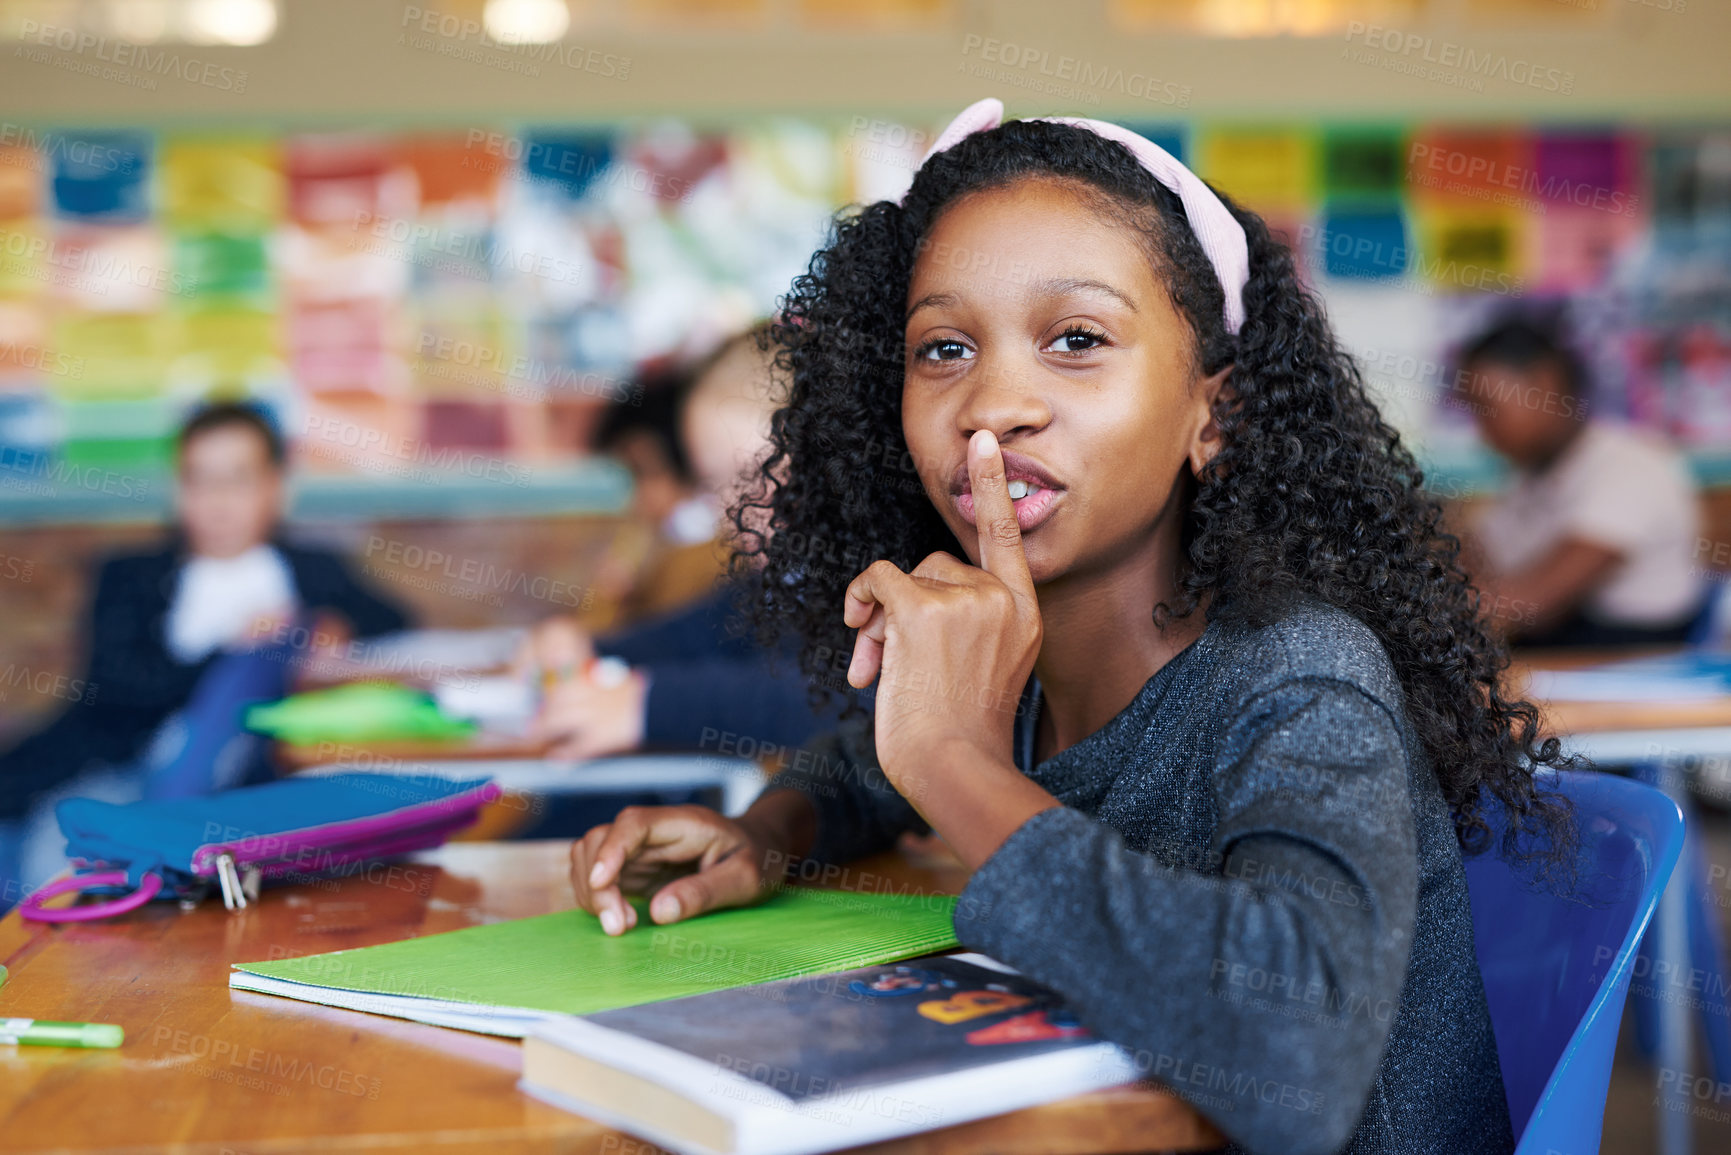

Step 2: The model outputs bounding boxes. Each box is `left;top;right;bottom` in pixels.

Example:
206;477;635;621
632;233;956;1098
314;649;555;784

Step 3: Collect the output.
433;676;536;727
359;628;527;675
1524;669;1730;703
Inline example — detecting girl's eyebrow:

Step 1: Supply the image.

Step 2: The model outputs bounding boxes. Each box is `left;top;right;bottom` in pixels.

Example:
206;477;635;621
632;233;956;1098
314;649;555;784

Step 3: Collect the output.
904;278;1137;325
905;290;958;324
1033;277;1139;312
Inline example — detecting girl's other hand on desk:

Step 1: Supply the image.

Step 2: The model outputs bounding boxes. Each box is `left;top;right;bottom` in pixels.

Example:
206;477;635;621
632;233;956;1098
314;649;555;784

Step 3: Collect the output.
533;665;648;758
513;614;596;678
570;804;787;935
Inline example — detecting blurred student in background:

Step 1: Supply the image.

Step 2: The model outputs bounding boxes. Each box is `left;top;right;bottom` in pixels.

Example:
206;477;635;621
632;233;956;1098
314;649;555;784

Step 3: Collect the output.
1461;318;1706;647
0;402;409;905
520;324;852;759
585;362;730;623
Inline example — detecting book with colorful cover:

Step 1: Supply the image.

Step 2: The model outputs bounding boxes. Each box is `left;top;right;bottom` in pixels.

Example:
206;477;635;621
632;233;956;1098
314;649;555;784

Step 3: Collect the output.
520;953;1138;1155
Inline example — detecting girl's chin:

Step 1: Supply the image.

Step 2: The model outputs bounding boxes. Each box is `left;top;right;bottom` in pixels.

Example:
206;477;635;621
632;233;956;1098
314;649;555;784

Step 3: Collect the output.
950;535;1062;586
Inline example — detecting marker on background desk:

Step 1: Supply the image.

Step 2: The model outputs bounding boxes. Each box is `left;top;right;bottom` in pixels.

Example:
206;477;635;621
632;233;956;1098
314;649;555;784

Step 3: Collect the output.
1;1018;123;1048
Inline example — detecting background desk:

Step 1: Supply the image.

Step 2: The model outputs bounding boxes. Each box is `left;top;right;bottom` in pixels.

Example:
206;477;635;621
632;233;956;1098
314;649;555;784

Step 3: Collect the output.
0;840;1223;1155
1512;647;1731;1155
1511;649;1731;755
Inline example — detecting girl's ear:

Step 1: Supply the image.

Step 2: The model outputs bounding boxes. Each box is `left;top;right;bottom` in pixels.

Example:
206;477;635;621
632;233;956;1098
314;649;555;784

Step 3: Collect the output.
1187;364;1234;478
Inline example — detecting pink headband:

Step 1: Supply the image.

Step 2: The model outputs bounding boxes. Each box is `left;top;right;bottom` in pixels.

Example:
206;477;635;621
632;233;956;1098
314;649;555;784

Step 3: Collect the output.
907;98;1248;335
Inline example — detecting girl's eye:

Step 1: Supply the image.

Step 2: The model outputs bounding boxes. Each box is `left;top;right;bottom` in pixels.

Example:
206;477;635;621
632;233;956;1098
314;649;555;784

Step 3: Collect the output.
915;338;973;363
1045;326;1108;355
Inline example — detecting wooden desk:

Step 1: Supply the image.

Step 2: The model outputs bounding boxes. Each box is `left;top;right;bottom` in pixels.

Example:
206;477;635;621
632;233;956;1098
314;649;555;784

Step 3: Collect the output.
1510;647;1731;737
0;841;1221;1155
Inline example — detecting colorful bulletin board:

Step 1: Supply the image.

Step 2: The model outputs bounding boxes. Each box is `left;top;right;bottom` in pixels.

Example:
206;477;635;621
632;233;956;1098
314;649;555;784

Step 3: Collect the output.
0;117;1727;512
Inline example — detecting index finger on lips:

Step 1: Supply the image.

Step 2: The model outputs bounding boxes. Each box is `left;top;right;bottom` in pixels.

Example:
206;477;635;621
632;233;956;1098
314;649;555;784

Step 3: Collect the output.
966;430;1036;601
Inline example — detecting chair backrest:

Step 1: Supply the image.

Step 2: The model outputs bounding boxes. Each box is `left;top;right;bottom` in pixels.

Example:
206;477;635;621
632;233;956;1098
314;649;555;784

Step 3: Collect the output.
1684;577;1726;647
1463;771;1683;1154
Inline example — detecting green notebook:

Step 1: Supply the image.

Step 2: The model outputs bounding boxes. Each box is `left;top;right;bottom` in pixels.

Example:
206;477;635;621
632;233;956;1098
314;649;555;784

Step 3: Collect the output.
230;888;959;1037
243;682;477;745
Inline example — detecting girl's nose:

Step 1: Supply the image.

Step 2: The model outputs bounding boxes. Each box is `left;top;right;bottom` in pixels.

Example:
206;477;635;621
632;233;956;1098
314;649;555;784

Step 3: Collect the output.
956;363;1052;443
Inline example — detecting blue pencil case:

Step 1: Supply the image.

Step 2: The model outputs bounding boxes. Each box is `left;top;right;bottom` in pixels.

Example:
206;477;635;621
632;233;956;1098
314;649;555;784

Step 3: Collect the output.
19;772;500;923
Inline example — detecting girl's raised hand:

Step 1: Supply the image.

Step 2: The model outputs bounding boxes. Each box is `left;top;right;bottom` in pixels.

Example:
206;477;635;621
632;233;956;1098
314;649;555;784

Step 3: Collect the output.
843;429;1042;791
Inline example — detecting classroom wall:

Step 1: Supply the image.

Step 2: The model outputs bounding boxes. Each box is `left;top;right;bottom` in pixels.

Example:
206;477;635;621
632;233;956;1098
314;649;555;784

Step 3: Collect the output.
3;0;1727;124
4;2;1727;507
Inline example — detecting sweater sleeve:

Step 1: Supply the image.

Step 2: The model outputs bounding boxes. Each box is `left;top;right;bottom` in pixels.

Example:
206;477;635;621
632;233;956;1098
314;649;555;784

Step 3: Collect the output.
292;549;412;639
954;676;1418;1155
763;712;929;866
596;595;738;666
632;655;844;752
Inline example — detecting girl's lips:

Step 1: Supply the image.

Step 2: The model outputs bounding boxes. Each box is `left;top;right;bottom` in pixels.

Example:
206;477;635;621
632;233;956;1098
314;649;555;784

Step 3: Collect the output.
954;486;1062;532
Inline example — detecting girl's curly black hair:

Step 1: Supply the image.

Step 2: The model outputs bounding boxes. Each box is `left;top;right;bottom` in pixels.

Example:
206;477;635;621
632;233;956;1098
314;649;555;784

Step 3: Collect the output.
727;117;1575;869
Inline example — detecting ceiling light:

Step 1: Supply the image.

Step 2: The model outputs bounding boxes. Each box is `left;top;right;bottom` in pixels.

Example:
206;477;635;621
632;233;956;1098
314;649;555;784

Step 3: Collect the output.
484;0;570;45
183;0;278;46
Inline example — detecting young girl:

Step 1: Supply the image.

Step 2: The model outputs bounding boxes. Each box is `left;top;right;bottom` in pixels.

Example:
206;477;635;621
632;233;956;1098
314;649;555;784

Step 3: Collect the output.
569;99;1571;1155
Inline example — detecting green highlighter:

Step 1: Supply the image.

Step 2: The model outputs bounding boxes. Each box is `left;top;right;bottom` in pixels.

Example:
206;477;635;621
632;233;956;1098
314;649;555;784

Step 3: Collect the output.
1;1017;123;1048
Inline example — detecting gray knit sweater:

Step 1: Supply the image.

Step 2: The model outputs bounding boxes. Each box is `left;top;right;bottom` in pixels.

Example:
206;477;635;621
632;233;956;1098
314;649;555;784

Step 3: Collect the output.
768;597;1514;1155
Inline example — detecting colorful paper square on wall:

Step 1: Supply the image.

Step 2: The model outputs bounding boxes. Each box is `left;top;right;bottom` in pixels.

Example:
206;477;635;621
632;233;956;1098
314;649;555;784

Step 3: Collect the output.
407;223;501;294
1531;207;1644;292
161;138;283;232
1412;204;1526;295
59;398;178;473
0;391;56;475
287;296;398;395
174;232;272;301
1534;131;1642;216
0;147;41;219
0;299;57;383
51;133;151;223
288;134;404;228
1649;133;1731;224
424;397;509;451
398;134;506;210
52;311;172;398
0;220;50;295
1196;127;1316;212
1319;208;1410;280
1406;129;1537;211
174;307;280;384
296;390;419;475
617;125;728;206
50;226;182;311
1323;127;1408;201
411;306;515;398
521;133;614;202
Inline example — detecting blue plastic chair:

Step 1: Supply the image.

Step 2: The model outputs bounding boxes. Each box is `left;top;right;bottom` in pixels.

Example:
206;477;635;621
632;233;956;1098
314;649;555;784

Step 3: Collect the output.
1683;579;1725;647
1463;770;1684;1155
